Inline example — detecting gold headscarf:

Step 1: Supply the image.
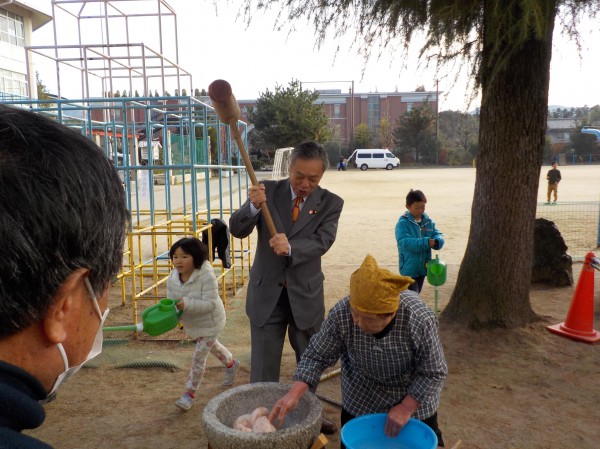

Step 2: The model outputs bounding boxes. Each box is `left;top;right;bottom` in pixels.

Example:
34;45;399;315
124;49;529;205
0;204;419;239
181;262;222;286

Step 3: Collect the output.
349;255;414;314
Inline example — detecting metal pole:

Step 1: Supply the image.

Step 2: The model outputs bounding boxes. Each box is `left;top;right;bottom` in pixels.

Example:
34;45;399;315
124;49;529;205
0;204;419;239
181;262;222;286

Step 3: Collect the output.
597;201;600;246
435;79;439;165
351;80;355;146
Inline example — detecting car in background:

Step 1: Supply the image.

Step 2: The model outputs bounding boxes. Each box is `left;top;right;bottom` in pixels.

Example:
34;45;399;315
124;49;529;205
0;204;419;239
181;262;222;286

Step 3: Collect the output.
347;149;400;170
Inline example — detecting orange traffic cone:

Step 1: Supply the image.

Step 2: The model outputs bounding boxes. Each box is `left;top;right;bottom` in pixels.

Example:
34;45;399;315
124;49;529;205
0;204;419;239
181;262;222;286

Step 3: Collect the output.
547;252;600;343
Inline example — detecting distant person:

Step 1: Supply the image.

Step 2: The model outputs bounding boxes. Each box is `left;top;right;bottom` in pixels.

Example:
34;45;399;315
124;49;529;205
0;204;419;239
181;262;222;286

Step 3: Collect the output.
337;156;346;171
229;141;344;434
395;189;445;293
268;255;448;448
545;161;561;205
0;105;129;448
167;237;239;411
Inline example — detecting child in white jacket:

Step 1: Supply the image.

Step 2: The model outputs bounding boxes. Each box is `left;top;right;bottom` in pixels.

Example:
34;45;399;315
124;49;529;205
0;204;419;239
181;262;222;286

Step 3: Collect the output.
167;237;239;411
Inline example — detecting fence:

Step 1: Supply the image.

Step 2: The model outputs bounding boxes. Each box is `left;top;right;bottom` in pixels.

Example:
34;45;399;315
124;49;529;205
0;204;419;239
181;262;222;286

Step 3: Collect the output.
1;96;253;326
536;201;600;260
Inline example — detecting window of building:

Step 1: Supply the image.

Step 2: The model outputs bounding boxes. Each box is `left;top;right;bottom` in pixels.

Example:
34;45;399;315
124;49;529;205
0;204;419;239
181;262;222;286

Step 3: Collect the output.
406;103;414;112
0;8;25;48
367;96;380;131
0;69;28;97
334;104;341;118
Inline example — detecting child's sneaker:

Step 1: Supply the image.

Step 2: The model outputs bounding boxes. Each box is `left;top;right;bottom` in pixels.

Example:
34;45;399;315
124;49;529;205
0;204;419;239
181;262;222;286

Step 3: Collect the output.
175;392;194;411
223;359;240;386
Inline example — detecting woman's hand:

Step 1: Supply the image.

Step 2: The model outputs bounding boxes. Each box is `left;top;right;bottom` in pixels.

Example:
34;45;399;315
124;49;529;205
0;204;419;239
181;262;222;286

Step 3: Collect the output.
268;381;309;428
385;395;419;437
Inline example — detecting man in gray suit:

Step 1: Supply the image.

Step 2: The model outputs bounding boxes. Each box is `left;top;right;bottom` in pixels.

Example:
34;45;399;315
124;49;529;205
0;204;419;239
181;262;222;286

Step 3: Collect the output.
229;141;343;433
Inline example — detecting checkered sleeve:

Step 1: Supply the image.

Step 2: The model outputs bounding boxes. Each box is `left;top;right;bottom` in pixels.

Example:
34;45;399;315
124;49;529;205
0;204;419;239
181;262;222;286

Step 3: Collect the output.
294;301;346;388
405;309;448;405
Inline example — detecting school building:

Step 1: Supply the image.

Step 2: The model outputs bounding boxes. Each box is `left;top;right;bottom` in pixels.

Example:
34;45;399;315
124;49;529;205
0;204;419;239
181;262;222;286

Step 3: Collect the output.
0;1;51;100
239;89;440;148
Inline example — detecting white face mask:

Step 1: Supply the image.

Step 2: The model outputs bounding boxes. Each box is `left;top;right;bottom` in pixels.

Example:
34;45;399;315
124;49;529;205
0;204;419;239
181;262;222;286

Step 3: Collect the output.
48;278;108;396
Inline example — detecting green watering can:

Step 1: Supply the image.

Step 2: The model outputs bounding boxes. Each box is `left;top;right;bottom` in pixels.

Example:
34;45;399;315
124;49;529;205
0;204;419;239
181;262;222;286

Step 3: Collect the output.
103;298;182;336
427;254;447;287
426;254;447;317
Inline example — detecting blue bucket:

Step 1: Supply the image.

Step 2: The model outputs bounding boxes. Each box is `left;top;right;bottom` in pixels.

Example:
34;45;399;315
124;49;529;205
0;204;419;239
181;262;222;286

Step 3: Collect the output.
341;414;437;449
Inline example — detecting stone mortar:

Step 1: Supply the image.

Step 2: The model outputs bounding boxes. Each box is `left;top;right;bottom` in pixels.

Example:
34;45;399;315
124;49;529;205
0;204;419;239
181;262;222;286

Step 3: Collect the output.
202;382;322;449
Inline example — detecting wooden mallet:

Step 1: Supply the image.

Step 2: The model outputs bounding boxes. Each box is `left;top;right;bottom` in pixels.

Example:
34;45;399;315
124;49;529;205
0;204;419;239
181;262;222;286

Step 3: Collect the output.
208;79;277;237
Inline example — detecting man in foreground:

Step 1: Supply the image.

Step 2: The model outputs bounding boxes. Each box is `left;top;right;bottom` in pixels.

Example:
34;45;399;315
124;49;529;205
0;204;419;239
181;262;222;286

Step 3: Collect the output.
0;105;129;448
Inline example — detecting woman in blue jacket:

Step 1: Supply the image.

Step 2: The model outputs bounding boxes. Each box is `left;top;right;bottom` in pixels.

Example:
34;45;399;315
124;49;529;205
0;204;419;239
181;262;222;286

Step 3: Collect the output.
395;190;444;293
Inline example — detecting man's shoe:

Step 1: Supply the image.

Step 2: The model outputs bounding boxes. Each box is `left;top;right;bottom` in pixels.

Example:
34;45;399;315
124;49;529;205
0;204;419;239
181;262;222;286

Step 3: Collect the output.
320;416;338;434
544;202;551;205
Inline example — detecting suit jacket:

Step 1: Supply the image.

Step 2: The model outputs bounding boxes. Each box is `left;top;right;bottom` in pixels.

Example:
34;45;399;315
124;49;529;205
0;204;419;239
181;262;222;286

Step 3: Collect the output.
229;178;344;330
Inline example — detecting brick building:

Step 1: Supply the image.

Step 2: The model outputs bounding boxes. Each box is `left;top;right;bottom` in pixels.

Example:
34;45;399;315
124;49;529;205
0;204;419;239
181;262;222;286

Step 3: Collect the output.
238;89;439;148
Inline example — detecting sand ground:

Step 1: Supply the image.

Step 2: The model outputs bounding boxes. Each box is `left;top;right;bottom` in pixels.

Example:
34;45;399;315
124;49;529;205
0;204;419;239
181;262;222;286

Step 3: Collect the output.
28;165;600;449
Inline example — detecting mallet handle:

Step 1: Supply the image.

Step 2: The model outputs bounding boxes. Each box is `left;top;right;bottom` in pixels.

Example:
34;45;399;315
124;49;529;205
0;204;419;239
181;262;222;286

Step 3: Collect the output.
208;80;278;237
229;125;278;236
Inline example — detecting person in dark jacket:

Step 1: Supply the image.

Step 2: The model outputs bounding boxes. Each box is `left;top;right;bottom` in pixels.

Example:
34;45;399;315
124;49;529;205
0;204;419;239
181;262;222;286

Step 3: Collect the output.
0;105;128;448
545;161;562;204
202;218;232;268
395;189;445;293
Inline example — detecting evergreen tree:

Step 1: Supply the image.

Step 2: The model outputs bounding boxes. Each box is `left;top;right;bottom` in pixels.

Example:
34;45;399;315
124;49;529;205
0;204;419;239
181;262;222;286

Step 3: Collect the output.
248;79;330;149
393;106;436;164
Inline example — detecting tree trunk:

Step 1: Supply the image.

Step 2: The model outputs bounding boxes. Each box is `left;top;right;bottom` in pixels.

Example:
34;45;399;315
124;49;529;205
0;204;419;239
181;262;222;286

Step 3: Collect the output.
442;2;557;328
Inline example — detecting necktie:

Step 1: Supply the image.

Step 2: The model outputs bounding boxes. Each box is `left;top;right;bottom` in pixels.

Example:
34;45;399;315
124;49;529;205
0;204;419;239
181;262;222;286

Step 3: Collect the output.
292;197;303;223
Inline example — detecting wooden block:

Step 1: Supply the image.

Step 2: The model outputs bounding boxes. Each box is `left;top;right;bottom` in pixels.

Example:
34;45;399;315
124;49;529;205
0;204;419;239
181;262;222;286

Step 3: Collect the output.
309;433;328;449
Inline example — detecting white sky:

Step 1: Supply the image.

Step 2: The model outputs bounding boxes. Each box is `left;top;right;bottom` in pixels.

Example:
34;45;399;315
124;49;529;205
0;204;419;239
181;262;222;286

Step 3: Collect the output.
30;0;599;112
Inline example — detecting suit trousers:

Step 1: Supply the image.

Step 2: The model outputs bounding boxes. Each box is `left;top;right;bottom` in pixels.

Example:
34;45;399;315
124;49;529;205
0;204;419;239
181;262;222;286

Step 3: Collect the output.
249;287;322;392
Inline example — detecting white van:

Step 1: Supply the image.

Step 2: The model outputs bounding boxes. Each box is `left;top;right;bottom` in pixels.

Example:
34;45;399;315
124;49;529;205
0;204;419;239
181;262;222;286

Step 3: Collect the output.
348;149;400;170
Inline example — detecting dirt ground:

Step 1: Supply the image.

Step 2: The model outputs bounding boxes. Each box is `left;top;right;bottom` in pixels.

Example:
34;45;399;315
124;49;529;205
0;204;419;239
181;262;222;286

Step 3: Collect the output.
28;166;600;449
